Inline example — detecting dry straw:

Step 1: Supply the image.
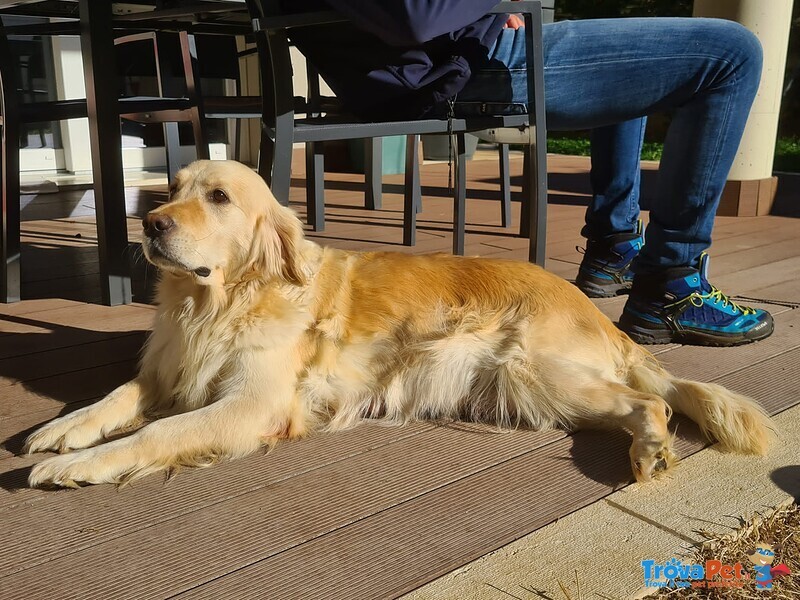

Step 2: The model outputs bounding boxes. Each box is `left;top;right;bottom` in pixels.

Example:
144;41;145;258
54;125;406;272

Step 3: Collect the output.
655;501;798;599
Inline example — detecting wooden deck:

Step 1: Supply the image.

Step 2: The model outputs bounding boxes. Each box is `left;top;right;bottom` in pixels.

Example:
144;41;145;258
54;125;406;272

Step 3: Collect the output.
2;154;799;599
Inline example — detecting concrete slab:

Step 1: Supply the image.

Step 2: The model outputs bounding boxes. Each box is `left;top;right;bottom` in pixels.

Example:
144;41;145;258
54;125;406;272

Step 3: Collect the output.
401;404;800;600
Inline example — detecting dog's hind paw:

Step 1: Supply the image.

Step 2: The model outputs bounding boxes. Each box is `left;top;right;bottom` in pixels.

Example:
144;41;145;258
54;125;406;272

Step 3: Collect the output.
631;445;678;483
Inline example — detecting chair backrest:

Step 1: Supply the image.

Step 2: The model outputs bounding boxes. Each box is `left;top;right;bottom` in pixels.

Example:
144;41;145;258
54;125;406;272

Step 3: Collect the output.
116;32;242;97
195;34;242;81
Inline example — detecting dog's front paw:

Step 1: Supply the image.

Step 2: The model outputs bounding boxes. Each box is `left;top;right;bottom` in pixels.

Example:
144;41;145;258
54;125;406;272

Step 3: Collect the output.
23;414;103;455
28;448;119;488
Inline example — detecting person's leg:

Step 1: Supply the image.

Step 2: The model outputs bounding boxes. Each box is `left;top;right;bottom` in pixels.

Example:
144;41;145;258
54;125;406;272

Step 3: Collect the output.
574;118;647;297
459;18;772;345
460;26;647;298
585;118;647;238
467;18;762;262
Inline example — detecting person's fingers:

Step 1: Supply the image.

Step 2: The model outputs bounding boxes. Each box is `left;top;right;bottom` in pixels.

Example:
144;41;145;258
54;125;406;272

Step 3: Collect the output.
503;14;524;29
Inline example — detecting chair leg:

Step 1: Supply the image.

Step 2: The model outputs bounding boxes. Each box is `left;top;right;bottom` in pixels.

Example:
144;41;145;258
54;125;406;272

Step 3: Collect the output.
499;143;512;228
452;133;467;256
519;146;531;239
414;135;423;214
178;32;210;161
260;120;294;206
189;109;210;162
1;119;21;303
520;143;547;266
522;4;548;266
364;137;382;210
403;134;420;246
163;122;182;182
232;119;241;162
528;129;548;267
306;141;325;231
258;135;292;207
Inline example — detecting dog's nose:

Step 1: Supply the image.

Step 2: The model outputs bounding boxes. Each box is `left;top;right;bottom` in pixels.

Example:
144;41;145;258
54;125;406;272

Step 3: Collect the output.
143;213;175;238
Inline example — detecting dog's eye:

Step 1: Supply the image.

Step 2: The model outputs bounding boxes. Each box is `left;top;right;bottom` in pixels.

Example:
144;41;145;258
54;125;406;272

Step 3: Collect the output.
210;189;229;204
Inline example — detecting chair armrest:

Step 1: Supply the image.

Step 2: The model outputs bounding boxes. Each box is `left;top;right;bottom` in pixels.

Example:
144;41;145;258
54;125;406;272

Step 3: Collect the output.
252;3;541;32
489;1;542;15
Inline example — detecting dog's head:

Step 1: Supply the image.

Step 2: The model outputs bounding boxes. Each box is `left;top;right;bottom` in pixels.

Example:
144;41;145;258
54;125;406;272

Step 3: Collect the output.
142;160;304;286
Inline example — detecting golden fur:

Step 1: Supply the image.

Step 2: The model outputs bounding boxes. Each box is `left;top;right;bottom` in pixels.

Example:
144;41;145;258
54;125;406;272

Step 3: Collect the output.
24;160;775;488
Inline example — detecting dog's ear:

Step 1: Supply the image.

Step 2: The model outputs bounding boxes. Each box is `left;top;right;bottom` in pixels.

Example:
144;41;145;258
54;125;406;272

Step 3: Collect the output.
273;205;305;285
249;205;305;285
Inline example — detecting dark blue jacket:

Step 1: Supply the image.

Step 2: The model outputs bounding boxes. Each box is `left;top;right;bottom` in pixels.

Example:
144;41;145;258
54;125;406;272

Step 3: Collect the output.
285;0;505;120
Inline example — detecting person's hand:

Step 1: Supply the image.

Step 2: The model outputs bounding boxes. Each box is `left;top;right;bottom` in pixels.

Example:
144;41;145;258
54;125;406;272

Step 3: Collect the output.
504;13;524;29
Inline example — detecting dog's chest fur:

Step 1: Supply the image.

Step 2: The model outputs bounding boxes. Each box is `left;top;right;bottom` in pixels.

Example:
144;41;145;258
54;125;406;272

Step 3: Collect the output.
143;308;236;411
143;286;314;413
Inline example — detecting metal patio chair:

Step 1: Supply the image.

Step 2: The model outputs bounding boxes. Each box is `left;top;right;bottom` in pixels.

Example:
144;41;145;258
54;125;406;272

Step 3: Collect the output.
244;0;548;262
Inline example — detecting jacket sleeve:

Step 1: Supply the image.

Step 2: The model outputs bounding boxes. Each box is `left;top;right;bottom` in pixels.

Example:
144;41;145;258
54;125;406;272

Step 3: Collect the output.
322;0;502;46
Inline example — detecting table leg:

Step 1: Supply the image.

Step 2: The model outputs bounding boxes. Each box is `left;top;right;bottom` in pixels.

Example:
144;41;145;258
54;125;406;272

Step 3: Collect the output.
79;0;132;305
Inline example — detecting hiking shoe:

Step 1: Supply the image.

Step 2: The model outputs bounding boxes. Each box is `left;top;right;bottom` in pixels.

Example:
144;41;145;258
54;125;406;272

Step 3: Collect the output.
619;253;774;346
575;220;644;298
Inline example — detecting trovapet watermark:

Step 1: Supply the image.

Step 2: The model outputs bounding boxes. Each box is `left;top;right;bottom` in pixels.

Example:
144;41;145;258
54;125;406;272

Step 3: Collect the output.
641;543;791;590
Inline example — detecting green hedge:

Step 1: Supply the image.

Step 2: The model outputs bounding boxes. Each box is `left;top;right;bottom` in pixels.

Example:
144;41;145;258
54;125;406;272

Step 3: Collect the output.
774;138;800;173
545;136;800;173
546;137;663;161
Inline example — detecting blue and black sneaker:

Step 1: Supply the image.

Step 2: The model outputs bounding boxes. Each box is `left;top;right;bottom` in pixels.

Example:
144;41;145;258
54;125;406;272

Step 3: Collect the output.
575;220;644;298
619;253;774;346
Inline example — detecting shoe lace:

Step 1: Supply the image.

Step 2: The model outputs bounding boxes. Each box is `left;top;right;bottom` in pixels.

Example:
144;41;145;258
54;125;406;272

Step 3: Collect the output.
669;286;757;315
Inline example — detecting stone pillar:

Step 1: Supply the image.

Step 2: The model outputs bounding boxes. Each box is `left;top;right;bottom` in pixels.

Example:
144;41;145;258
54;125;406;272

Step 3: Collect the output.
693;0;793;216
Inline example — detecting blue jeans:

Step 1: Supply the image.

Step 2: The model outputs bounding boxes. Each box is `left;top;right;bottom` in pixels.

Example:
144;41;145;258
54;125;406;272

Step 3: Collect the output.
456;18;763;274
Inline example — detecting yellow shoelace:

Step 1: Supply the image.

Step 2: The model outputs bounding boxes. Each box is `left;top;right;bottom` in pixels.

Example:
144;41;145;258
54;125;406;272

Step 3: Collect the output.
671;286;757;315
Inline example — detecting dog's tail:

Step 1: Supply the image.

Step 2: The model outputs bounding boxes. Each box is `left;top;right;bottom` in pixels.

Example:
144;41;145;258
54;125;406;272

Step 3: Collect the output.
622;337;775;455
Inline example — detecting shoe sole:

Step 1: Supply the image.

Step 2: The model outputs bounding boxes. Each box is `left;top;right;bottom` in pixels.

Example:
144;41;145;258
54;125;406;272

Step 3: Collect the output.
574;275;632;299
619;314;775;347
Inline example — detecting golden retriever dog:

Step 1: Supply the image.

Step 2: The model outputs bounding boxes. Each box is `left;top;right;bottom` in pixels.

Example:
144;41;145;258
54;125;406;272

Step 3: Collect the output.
24;160;774;488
